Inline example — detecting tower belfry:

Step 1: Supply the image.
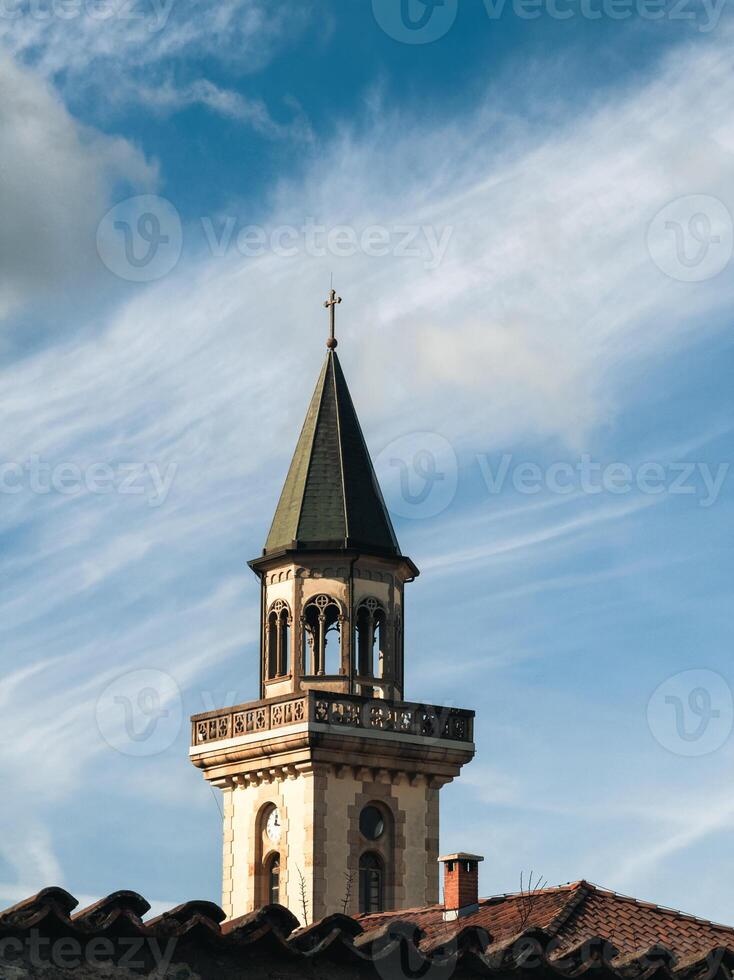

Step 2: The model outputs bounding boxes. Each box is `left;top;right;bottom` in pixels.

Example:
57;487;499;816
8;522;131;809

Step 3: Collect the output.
190;292;475;922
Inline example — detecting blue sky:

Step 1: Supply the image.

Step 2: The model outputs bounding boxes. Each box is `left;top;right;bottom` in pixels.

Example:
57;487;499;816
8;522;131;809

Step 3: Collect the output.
1;0;734;926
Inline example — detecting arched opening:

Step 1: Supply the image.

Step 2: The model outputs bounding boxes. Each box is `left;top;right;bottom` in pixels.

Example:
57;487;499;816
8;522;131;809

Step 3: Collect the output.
355;598;387;679
265;852;280;905
266;600;290;679
359;852;384;914
394;611;403;693
255;803;284;906
267;612;278;678
302;595;342;676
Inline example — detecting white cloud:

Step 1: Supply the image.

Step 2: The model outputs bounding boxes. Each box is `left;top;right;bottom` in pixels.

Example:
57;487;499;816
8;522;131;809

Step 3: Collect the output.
420;496;660;574
0;0;292;76
133;78;313;140
0;0;311;129
191;31;734;450
0;818;63;906
3;29;734;909
3;27;734;717
612;792;734;884
0;52;155;319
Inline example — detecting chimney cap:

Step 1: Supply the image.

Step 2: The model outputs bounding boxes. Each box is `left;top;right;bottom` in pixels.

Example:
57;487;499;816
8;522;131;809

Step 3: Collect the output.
438;853;484;864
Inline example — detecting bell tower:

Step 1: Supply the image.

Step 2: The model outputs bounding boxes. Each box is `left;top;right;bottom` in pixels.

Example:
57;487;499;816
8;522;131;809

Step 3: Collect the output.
190;291;475;923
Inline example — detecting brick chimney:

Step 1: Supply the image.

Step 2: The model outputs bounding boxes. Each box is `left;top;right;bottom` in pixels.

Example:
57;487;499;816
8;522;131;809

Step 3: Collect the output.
438;853;484;921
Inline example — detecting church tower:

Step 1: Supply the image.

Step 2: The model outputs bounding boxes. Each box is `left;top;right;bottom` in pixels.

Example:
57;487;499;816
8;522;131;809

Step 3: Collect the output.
190;291;475;923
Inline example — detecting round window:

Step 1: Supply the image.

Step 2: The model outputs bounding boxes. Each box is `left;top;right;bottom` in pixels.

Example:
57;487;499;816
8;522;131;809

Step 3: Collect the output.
359;805;385;841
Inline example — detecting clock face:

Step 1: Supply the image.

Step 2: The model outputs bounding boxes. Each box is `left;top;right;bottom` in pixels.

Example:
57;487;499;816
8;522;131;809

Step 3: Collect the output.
266;807;282;844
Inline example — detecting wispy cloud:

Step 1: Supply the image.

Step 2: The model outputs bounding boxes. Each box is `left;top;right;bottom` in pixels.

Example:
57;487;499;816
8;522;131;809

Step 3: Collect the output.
451;724;734;920
0;52;155;322
591;780;734;886
2;25;734;915
420;496;660;573
133;78;313;140
0;0;312;130
0;0;296;76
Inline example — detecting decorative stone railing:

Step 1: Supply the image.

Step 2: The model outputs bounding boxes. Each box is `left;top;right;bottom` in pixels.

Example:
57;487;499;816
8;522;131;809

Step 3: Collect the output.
192;692;474;747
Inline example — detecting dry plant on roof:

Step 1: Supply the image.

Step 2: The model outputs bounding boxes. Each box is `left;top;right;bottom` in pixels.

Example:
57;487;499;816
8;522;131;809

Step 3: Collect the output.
518;871;548;930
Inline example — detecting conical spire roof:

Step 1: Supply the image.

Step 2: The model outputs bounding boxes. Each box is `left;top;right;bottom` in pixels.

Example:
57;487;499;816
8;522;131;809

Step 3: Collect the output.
262;350;400;558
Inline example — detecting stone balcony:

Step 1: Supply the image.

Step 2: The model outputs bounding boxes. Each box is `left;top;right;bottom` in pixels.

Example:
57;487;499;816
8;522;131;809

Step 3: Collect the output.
190;691;475;785
192;690;474;747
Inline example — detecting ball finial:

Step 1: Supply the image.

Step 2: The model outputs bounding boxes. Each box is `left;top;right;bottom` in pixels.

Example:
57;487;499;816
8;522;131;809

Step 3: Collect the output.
326;336;338;349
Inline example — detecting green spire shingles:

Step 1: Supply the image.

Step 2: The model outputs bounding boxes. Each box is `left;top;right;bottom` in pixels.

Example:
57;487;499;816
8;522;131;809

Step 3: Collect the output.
263;356;329;553
330;353;398;553
296;354;347;544
263;351;400;557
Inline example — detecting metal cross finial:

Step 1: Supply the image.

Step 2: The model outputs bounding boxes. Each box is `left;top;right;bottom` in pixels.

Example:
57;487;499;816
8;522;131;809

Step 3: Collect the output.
324;288;342;349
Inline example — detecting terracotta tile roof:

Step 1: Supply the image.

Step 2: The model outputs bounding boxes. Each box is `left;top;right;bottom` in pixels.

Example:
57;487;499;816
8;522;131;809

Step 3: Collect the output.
358;880;734;960
558;882;734;959
3;882;734;978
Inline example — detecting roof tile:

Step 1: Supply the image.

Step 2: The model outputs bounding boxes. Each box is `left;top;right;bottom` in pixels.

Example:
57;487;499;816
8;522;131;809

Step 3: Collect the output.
358;881;734;961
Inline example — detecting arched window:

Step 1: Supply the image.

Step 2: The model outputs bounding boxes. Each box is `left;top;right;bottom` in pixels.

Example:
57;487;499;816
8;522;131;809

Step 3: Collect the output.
359;852;384;914
266;852;280;905
266;600;290;679
355;598;387;679
302;595;342;676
